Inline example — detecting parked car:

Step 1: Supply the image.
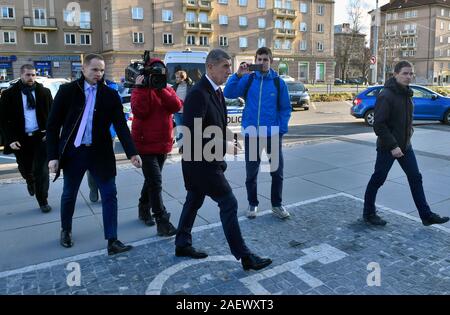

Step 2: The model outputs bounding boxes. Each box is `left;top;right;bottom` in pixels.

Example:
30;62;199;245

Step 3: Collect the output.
279;75;295;82
347;78;364;85
286;81;310;110
334;78;346;85
351;85;450;126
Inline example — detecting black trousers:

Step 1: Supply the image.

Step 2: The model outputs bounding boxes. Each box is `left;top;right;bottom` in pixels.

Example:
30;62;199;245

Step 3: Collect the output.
14;133;49;206
139;154;167;218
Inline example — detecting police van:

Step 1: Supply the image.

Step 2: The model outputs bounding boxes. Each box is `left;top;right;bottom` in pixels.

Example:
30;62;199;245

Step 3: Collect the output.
164;49;243;134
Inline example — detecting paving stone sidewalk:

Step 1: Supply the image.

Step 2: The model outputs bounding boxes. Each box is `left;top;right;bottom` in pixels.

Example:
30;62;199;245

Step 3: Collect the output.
1;194;449;295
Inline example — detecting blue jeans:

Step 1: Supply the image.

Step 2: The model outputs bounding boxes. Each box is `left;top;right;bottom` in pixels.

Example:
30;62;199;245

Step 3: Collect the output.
364;148;432;220
61;145;118;239
175;190;251;260
244;135;284;207
174;112;183;146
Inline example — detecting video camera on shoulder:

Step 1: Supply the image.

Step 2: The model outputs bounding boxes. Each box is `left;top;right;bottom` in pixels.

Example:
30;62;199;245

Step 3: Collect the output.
124;50;167;89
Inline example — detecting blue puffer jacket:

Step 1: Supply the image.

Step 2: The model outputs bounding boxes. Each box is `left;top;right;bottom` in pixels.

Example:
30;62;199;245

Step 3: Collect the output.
224;69;291;137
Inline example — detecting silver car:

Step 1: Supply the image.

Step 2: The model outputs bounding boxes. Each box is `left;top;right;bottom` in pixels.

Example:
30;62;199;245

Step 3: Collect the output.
286;81;310;110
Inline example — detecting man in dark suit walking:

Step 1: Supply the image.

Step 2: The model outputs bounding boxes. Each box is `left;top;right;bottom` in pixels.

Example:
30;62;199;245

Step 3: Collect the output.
0;64;52;212
175;48;272;271
47;54;142;255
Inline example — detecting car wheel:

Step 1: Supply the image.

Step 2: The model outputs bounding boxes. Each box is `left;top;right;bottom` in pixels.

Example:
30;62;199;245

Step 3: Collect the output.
364;110;375;126
443;109;450;125
303;106;309;111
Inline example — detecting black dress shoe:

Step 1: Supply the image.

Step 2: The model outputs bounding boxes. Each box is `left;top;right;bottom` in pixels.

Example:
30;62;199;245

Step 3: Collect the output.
422;213;450;226
363;214;387;226
108;240;133;255
175;246;208;259
241;254;272;271
89;189;99;203
40;204;52;213
60;230;73;248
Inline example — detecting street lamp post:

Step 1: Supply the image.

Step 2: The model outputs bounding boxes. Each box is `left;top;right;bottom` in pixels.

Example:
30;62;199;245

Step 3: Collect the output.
372;0;379;84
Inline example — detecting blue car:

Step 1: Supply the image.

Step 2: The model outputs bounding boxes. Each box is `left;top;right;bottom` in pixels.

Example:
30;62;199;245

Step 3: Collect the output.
351;85;450;126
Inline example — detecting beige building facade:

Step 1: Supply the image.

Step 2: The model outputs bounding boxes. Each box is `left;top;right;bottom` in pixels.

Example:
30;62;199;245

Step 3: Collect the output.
1;0;335;83
373;0;450;85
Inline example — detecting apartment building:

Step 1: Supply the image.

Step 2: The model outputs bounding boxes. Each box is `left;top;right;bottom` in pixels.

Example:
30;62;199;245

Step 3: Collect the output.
0;0;335;83
372;0;450;85
0;0;101;80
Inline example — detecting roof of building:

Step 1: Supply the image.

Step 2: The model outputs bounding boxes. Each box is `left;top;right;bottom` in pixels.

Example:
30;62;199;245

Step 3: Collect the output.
381;0;450;11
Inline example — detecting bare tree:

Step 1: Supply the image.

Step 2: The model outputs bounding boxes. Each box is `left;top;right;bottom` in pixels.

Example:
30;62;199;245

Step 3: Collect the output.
335;0;367;81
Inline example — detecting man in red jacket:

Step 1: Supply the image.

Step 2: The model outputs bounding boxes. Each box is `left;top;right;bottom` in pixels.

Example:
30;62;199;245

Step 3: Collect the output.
131;58;182;236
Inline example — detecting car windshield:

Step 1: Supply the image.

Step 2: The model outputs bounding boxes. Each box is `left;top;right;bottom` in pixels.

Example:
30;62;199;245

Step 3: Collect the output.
44;80;68;98
287;83;305;92
166;63;205;86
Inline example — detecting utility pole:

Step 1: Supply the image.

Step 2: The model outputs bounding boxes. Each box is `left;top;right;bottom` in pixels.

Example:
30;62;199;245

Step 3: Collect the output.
372;0;379;84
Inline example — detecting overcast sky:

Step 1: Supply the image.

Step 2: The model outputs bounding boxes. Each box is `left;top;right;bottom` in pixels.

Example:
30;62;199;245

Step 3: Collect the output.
334;0;390;39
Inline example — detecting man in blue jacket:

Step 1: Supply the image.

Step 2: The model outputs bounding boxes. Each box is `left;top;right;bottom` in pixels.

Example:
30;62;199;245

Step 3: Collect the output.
224;47;291;219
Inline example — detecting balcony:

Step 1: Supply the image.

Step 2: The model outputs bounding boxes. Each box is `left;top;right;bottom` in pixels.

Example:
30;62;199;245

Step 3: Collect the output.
273;8;296;18
22;17;57;30
400;42;416;49
274;28;297;38
184;0;212;11
184;22;213;33
400;29;416;36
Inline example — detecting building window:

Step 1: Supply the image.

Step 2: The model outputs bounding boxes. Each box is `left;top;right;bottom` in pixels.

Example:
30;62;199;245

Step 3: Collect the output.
285;0;293;9
186;11;196;23
218;0;228;4
186;35;196;45
274;39;281;49
440;35;444;43
162;10;173;22
300;22;307;32
284;20;292;29
275;19;283;28
163;33;173;45
199;12;208;23
133;32;144;44
199;36;209;46
239;16;247;27
80;11;91;29
104;8;108;21
238;0;248;6
412;10;417;17
34;32;47;45
80;33;91;45
299;40;307;51
258;18;266;29
441;21;445;30
219;15;228;25
299;62;309;81
239;37;248;48
2;31;16;44
219;36;228;46
33;8;47;26
258;0;266;9
317;23;324;33
317;4;325;16
132;7;144;20
317;41;324;51
258;37;266;48
65;33;76;45
300;2;307;13
274;0;282;8
1;7;15;19
105;32;109;45
282;40;292;50
441;8;446;16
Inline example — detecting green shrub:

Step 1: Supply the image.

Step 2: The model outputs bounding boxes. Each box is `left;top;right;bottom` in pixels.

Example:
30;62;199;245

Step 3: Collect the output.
310;92;355;102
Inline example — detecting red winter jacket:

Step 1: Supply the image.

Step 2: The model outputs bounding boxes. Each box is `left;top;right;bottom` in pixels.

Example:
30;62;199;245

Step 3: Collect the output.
131;86;182;154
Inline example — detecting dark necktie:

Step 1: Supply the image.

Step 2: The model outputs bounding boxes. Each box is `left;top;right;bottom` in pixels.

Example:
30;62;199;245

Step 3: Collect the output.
216;88;223;106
